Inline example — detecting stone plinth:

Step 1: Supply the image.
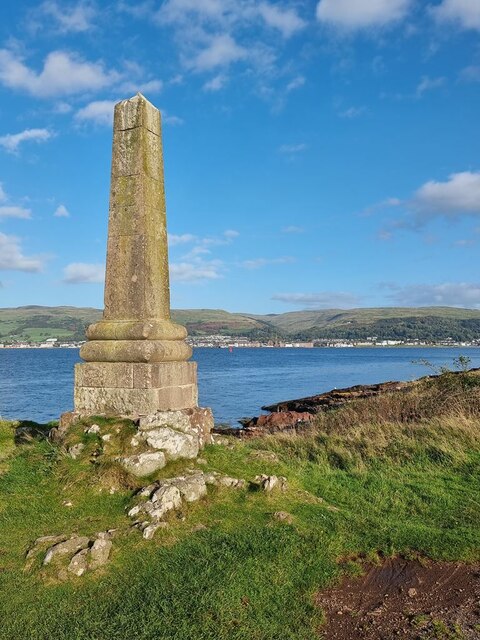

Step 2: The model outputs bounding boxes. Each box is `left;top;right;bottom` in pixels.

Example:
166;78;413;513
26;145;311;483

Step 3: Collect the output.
74;362;198;415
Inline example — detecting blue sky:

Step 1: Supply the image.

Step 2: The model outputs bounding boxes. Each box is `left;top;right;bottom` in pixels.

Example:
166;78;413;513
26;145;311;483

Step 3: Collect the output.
0;0;479;314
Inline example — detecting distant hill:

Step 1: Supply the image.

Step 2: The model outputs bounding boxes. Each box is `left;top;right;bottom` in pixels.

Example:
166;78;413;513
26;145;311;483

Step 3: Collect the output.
248;307;480;341
0;305;480;343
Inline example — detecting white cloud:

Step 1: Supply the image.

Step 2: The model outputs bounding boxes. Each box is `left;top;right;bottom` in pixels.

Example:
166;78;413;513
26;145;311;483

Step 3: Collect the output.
188;34;247;72
432;0;480;31
412;171;480;221
36;1;96;33
282;225;304;233
0;183;6;202
162;111;184;126
0;233;43;272
156;0;228;25
168;233;197;246
203;74;228;91
378;171;480;232
242;256;295;269
416;75;446;97
54;204;70;218
153;0;302;86
118;78;163;94
0;128;52;153
0;206;32;220
63;262;105;284
75;100;117;126
0;49;118;98
316;0;411;30
279;143;307;154
170;260;222;282
272;291;361;309
385;282;480;308
286;75;305;92
338;106;366;118
53;101;73;114
257;2;306;38
223;229;239;239
460;65;480;82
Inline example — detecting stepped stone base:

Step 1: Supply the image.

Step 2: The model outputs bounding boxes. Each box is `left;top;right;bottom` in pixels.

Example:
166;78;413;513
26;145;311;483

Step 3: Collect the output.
74;361;198;415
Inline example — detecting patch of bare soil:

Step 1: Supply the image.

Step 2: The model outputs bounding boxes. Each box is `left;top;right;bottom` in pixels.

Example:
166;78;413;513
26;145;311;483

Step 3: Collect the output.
316;557;480;639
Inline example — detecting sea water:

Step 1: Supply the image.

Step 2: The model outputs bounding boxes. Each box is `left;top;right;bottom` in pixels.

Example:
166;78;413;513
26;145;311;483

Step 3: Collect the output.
1;347;479;425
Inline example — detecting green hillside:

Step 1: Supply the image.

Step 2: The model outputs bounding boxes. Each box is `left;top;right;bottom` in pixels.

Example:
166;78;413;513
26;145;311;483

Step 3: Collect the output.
249;307;480;341
1;305;480;342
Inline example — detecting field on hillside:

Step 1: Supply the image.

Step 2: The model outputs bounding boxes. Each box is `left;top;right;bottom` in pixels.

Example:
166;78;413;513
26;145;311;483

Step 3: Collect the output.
0;371;479;639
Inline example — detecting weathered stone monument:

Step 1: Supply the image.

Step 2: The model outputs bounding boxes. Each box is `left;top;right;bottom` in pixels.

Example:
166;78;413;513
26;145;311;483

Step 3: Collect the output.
61;94;212;472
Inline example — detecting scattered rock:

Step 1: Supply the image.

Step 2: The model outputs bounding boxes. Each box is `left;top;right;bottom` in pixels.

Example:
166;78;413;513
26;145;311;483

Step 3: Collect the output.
273;511;293;524
142;522;168;540
196;458;207;465
68;549;89;576
85;424;100;434
62;500;73;507
25;535;68;571
89;538;112;569
43;536;90;565
168;474;207;502
218;476;246;489
149;484;183;520
101;433;112;442
145;427;199;460
192;523;207;532
255;474;288;492
68;443;85;459
121;451;166;477
137;483;158;498
407;587;417;598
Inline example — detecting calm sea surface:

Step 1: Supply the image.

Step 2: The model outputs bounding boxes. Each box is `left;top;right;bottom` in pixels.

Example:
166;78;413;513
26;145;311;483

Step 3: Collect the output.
1;347;479;425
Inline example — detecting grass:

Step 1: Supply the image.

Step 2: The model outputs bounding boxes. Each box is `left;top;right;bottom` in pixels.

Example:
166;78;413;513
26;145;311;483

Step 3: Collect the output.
0;373;479;639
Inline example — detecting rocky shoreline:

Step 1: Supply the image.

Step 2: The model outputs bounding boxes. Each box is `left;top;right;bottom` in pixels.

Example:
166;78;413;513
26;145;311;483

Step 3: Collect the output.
216;369;480;438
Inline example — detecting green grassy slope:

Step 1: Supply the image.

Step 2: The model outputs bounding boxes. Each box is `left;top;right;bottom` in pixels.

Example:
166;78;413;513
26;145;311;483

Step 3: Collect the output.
1;305;480;342
0;372;479;639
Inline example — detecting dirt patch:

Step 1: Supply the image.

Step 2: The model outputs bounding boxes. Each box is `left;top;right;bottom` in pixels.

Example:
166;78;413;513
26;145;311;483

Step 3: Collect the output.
316;557;480;639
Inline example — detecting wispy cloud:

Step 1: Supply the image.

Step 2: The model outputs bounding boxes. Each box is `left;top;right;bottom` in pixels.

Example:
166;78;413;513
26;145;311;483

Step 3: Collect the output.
63;262;105;284
0;232;43;272
384;282;480;308
32;1;97;34
431;0;480;31
54;204;70;218
278;143;307;155
316;0;412;30
416;75;446;98
281;225;304;234
170;259;222;282
241;256;295;269
0;128;52;153
203;74;228;91
0;205;32;220
187;34;248;72
272;291;361;309
285;75;305;92
338;106;366;118
257;2;306;38
168;233;197;246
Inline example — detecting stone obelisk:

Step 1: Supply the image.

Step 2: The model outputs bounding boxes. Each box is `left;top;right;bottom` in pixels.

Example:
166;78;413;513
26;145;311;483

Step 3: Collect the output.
73;94;204;419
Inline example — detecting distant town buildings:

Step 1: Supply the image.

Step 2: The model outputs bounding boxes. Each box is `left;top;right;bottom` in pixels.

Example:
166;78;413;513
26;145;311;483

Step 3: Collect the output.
0;335;478;349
